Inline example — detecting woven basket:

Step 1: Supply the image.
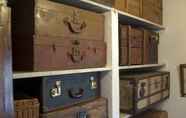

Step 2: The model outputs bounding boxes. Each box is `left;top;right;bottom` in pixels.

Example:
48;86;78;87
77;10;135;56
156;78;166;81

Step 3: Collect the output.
14;98;40;118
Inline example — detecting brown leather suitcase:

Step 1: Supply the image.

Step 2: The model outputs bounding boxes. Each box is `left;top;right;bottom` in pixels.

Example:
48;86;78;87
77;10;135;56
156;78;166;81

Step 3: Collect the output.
119;25;143;66
12;0;106;71
114;0;142;17
143;30;159;64
142;0;162;24
40;98;107;118
120;71;170;115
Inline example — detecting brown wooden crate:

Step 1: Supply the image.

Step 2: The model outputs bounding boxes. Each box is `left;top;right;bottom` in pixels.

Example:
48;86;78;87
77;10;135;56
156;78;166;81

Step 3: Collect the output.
14;98;40;118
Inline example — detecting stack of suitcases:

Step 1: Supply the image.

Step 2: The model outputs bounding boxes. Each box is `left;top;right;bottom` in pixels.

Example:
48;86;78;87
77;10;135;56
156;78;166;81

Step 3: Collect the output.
12;0;111;117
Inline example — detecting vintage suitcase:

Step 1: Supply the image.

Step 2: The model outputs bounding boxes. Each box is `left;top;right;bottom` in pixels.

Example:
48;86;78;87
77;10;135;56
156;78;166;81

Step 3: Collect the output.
136;110;168;118
40;98;107;118
142;0;162;24
119;25;143;66
120;71;170;115
12;0;106;71
13;72;100;113
143;30;159;64
114;0;142;17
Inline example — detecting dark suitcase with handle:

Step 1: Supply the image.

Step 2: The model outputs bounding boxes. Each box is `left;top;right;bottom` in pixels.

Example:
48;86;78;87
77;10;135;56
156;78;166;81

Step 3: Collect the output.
13;72;100;113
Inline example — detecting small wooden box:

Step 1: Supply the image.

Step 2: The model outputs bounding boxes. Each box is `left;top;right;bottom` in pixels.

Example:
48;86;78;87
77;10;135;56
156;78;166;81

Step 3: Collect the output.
120;71;170;115
14;98;40;118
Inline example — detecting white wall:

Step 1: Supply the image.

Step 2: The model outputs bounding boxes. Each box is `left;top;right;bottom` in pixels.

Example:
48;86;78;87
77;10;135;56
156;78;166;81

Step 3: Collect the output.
158;0;186;118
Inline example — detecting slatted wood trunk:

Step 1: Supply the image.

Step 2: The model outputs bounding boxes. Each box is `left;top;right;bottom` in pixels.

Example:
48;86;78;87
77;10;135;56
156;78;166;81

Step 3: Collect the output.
12;0;106;71
40;98;107;118
120;71;170;115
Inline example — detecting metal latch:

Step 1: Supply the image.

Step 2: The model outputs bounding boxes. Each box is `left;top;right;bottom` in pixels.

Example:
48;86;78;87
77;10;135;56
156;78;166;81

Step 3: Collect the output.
50;81;62;98
90;76;97;90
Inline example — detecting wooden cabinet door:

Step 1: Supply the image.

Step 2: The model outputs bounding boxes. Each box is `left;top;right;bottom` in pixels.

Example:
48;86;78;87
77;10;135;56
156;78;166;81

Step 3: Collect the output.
0;1;14;118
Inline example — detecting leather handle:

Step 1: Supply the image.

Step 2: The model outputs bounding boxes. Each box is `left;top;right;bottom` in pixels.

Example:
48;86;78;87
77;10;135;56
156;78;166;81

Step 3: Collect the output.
68;88;84;99
63;11;86;34
67;40;86;63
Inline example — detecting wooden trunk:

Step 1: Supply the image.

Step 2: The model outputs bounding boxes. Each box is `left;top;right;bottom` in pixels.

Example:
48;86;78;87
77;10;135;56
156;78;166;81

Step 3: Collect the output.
119;25;143;66
143;30;159;64
114;0;142;17
120;71;170;115
142;0;162;24
13;73;100;113
40;98;107;118
12;0;106;71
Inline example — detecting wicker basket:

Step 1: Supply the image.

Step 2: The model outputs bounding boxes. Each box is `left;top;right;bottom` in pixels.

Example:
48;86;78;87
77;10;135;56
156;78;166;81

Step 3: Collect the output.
14;98;40;118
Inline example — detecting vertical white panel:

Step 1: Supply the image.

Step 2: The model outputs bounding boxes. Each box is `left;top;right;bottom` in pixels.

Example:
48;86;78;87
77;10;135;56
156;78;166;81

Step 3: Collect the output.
101;9;119;118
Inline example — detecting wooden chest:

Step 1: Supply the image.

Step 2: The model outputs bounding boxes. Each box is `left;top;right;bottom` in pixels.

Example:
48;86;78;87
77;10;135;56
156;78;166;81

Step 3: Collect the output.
13;72;100;113
142;0;163;24
40;98;107;118
114;0;142;17
120;71;170;115
12;0;106;71
119;25;143;66
143;30;159;64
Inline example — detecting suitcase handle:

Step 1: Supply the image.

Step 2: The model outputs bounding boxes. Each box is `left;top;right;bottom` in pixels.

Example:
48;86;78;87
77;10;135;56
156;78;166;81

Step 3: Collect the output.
67;40;86;63
63;10;86;34
68;88;84;99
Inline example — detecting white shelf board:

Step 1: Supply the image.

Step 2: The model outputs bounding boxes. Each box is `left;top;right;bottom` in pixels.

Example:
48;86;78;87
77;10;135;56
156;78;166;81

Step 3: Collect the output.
57;0;112;13
13;67;112;79
119;64;165;70
118;10;165;30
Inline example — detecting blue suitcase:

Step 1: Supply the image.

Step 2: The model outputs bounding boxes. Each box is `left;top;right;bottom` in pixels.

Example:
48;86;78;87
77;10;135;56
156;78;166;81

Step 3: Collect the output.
13;72;100;113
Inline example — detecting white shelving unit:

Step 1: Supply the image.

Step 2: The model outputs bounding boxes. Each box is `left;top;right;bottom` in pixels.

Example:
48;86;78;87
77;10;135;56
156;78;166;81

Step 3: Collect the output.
12;1;165;118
